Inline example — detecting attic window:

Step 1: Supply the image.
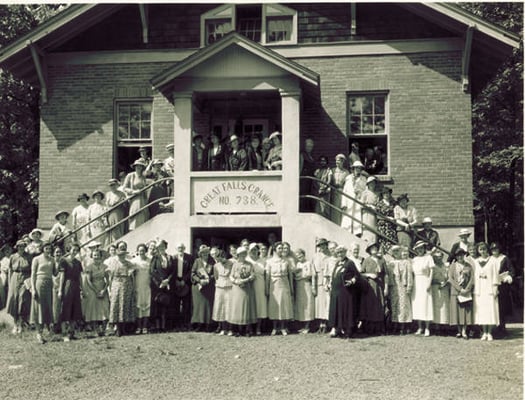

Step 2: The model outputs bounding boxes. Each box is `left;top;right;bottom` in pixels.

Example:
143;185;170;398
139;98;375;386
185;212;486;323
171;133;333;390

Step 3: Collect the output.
200;4;297;46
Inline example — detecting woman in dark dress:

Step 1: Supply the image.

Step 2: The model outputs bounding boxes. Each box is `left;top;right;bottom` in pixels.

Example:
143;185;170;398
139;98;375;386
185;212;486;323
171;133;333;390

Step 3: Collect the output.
191;244;216;331
150;240;174;332
207;132;227;171
58;243;84;341
375;186;397;254
6;240;32;334
300;138;316;212
145;159;168;218
328;246;360;338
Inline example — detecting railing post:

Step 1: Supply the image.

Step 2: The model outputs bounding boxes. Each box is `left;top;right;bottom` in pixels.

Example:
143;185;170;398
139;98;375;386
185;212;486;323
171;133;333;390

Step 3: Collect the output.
173;91;193;247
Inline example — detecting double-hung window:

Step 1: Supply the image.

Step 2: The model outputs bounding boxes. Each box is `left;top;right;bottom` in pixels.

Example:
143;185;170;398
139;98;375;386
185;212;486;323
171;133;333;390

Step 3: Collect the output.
347;93;389;176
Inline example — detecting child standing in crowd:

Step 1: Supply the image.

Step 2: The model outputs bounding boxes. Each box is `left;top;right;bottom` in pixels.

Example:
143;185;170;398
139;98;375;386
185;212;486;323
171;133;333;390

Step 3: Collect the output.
228;247;256;336
293;249;315;334
212;248;233;335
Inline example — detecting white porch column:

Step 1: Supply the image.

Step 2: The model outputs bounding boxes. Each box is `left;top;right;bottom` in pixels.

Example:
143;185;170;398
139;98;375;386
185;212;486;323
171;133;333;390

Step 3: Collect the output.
279;89;301;218
173;91;193;248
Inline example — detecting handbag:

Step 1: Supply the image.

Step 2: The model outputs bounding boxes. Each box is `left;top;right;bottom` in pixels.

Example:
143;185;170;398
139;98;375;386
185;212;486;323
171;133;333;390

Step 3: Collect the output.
154;292;171;306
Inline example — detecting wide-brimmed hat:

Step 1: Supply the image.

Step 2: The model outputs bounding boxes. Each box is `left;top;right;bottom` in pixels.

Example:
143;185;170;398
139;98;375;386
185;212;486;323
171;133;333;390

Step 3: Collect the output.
350;161;364;169
92;189;105;200
77;193;90;202
248;243;259;252
152;159;163;166
390;244;401;253
55;210;69;220
316;238;328;247
335;153;346;161
458;228;471;237
366;176;376;185
108;178;120;186
198;244;210;255
413;240;427;250
166;143;174;151
269;131;281;141
365;242;378;254
422;217;433;224
15;240;26;248
236;246;248;256
87;240;101;248
29;228;43;240
131;159;147;168
230;135;239;143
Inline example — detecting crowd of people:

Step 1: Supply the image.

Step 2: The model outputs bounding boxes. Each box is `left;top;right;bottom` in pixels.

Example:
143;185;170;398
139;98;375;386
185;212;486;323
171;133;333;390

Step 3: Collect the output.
0;229;515;343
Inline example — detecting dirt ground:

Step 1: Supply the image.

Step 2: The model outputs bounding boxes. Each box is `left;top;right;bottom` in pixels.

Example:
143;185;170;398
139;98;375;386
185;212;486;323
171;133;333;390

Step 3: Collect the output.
0;311;522;400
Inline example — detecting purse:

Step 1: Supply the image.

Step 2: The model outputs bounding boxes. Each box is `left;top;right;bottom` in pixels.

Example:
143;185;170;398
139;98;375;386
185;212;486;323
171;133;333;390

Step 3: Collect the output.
154;292;171;306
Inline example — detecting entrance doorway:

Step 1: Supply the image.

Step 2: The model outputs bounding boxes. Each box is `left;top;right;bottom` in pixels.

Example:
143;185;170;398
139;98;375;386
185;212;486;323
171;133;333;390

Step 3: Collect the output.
191;227;282;255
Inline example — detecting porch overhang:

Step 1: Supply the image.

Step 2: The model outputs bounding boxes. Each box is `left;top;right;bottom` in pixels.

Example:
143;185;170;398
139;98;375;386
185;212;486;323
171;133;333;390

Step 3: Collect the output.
150;32;320;93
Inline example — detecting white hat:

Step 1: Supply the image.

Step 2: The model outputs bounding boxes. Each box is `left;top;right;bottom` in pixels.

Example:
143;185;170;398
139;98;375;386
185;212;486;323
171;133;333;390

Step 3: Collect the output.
366;176;376;184
459;229;471;236
166;143;174;150
230;135;239;143
269;131;281;141
236;246;248;255
422;217;433;224
413;240;427;250
351;161;364;169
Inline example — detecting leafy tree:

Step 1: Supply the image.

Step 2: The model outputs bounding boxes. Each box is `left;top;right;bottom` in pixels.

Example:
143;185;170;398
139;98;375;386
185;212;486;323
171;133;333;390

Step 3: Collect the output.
460;3;523;257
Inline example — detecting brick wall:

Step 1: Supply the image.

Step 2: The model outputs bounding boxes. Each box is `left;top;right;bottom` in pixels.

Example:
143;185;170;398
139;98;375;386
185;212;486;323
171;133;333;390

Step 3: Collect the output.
295;51;474;226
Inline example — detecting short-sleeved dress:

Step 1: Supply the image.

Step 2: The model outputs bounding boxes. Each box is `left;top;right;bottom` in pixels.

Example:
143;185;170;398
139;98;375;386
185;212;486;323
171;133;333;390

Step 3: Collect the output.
228;260;257;325
106;256;136;323
411;254;434;321
313;252;329;320
267;257;293;320
59;257;83;323
448;260;474;325
6;253;32;321
249;257;267;319
212;261;233;322
30;254;56;325
375;199;397;253
133;255;151;318
83;261;110;322
293;260;315;322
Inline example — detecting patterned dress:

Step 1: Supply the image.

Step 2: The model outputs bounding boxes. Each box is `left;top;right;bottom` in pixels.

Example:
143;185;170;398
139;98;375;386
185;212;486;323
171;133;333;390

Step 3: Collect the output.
106;256;136;323
375;199;397;252
267;257;293;320
228;260;256;325
387;258;413;323
293;260;315;322
313;167;332;218
133;255;151;318
448;260;474;325
83;261;109;322
191;257;215;324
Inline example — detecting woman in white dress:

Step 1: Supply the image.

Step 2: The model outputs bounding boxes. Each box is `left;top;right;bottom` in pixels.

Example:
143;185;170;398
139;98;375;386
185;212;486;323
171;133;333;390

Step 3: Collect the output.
312;238;329;333
473;242;500;341
88;190;108;248
122;159;149;230
293;248;315;333
341;161;367;235
360;177;378;244
132;243;151;334
72;193;91;246
411;240;434;336
247;243;267;335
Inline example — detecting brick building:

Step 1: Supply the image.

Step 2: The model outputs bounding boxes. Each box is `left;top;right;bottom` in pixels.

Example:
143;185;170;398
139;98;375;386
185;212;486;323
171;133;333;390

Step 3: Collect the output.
0;3;519;254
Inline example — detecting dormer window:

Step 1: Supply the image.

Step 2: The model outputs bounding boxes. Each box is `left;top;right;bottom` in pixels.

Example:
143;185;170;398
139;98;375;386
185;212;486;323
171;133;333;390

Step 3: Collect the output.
200;3;297;47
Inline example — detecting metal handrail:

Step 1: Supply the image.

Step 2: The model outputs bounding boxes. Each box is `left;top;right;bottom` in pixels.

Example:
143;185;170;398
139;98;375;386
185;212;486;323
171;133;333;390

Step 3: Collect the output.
300;175;451;255
82;196;173;249
52;176;173;248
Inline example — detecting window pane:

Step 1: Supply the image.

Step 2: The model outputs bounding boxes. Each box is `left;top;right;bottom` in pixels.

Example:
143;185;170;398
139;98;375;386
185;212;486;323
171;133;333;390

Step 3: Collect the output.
130;121;140;139
374;97;385;114
267;16;292;42
141;103;152;121
118;123;129;139
362;116;374;133
374;117;385;133
349;97;362;115
349;116;361;134
130;105;140;122
118;105;130;121
362;97;373;114
141;121;151;139
207;19;231;44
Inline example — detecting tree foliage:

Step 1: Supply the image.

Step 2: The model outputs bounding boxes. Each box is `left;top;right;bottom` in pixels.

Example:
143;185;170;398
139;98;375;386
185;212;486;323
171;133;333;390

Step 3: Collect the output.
460;3;523;253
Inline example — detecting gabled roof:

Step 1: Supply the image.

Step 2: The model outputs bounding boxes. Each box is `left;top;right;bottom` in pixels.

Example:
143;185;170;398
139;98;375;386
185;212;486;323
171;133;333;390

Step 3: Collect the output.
0;3;520;88
150;32;319;90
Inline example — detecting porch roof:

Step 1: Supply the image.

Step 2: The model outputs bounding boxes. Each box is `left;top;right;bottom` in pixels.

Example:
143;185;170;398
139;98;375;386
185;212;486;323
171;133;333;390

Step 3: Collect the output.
150;32;320;91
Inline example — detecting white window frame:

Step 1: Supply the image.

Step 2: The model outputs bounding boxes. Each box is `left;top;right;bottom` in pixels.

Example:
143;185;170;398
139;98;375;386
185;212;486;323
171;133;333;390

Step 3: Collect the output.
200;3;297;47
347;91;390;177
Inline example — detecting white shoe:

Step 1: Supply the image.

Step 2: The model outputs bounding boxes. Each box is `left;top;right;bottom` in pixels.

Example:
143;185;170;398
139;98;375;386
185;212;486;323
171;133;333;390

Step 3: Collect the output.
11;326;17;334
329;328;337;337
424;329;430;337
487;333;494;341
36;333;45;344
63;336;71;342
415;329;422;335
480;333;487;341
218;330;225;336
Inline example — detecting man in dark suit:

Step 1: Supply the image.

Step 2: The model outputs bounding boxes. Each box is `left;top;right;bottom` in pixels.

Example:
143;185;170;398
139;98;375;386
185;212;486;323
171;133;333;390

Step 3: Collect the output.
416;217;441;252
172;243;193;330
447;229;473;263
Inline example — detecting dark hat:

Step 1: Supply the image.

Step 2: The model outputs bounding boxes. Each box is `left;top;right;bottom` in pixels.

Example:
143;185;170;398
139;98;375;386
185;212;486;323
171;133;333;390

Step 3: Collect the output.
193;134;203;142
55;210;70;220
489;242;500;250
77;193;90;202
316;238;328;247
138;146;148;152
397;193;409;203
92;189;105;200
152;159;163;166
198;244;210;255
365;242;378;254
